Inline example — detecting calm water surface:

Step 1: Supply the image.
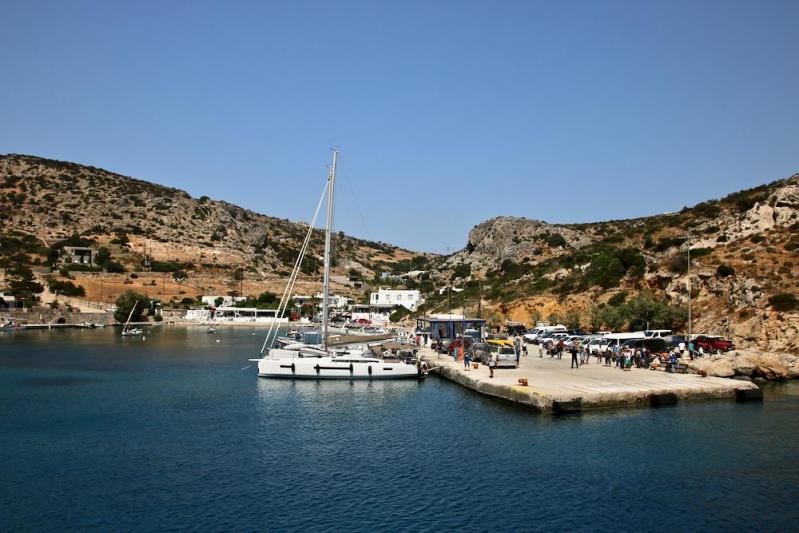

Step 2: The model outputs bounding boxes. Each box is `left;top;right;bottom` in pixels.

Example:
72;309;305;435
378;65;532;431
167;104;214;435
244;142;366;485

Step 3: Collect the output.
1;327;798;532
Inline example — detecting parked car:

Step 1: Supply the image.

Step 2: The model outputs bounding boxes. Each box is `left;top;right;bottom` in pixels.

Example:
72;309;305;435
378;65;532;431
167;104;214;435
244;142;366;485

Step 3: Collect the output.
562;335;586;349
586;337;611;354
621;338;668;353
473;342;518;368
693;335;735;354
524;325;567;343
540;332;570;349
666;334;686;347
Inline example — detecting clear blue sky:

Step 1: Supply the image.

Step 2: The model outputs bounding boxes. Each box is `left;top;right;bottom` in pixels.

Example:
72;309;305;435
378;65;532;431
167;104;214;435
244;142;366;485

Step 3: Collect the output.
1;0;797;253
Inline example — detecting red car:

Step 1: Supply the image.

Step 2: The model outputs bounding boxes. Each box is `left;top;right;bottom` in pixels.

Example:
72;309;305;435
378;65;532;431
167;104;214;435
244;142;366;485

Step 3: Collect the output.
693;335;735;354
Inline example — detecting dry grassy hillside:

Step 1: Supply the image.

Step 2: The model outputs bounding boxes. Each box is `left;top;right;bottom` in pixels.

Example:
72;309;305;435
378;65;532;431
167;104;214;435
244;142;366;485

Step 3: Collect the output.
0;154;432;305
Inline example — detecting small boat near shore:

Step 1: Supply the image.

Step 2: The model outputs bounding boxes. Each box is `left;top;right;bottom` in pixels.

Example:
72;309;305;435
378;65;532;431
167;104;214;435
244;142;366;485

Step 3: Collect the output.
121;301;143;337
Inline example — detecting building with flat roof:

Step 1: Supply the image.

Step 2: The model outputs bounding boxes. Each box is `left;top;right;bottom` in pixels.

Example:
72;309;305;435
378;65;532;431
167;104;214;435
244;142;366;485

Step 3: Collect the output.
370;288;424;311
201;295;246;308
212;307;288;323
415;316;486;341
349;303;395;326
61;246;98;267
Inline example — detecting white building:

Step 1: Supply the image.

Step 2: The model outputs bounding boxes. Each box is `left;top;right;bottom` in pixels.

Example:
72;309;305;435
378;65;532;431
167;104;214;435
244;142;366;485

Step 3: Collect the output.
186;309;212;321
370;288;424;311
201;295;246;308
349;304;394;326
314;292;351;309
213;306;289;323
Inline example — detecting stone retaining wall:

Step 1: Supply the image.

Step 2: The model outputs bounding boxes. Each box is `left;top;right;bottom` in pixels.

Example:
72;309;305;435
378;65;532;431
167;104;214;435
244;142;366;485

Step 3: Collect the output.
1;309;112;325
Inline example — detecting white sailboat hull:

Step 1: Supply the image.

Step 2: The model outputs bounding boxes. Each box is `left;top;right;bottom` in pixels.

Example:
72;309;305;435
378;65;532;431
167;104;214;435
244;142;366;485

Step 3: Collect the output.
257;356;422;380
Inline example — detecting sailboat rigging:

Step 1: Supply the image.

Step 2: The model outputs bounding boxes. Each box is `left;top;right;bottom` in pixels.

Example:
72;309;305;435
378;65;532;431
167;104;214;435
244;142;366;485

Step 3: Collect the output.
121;300;143;336
250;149;424;379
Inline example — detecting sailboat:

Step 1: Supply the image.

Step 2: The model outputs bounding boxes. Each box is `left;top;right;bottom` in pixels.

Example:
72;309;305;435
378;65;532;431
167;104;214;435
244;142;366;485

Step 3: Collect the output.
121;300;143;336
251;150;424;379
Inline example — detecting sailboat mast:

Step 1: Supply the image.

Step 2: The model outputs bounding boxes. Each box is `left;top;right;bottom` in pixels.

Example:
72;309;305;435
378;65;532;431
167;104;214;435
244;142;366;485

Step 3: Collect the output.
124;300;138;332
322;149;338;350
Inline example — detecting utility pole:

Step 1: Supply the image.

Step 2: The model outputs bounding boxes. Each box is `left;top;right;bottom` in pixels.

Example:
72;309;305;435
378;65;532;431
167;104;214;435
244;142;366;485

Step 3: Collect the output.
478;280;482;319
686;231;692;342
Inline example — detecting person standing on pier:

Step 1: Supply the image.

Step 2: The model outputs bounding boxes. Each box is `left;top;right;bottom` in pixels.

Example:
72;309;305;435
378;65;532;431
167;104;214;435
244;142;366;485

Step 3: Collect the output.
488;352;496;378
570;344;579;369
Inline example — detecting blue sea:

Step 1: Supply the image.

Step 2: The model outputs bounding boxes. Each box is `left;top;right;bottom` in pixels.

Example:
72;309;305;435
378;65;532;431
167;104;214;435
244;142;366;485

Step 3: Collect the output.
2;327;798;532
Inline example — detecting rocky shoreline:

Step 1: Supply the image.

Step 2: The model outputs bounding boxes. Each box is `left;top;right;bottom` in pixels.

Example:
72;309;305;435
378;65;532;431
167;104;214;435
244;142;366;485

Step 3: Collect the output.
683;349;799;382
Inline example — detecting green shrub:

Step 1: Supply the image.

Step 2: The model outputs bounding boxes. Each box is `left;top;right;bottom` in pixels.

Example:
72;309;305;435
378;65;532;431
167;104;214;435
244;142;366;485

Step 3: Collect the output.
585;253;626;288
114;290;148;323
691;202;722;219
608;291;628;307
234;292;279;309
653;236;686;252
151;260;191;273
390;306;412;323
452;263;471;279
48;279;86;297
107;261;126;273
545;233;567;248
667;255;688;274
768;293;798;312
716;264;735;278
690;248;713;259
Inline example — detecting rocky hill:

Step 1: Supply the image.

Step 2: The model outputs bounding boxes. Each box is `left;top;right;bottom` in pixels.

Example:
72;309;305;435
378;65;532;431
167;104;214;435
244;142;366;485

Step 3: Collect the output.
423;174;799;354
0;154;429;296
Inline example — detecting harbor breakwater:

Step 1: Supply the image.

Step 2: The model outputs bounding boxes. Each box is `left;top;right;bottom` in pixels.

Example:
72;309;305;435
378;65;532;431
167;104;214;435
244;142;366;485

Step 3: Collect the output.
420;347;761;414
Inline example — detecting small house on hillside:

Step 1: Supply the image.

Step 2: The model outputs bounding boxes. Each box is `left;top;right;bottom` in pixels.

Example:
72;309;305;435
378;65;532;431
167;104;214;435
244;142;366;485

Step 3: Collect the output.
61;246;98;267
0;292;16;309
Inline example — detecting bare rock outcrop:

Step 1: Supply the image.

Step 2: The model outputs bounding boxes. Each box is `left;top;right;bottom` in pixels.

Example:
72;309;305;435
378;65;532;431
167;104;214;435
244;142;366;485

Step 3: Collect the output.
685;349;799;381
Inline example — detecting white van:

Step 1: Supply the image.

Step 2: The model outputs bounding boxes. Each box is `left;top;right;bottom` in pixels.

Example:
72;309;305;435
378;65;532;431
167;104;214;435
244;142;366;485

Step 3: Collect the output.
523;324;567;343
603;332;646;350
644;330;672;338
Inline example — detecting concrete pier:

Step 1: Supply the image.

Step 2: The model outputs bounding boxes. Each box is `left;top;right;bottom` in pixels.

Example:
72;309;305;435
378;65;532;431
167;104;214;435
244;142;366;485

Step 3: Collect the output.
420;346;760;413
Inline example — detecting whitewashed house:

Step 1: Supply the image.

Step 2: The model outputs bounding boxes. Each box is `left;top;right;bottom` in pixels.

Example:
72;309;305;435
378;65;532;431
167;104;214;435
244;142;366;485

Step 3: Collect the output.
370;288;424;311
201;295;246;308
314;292;351;309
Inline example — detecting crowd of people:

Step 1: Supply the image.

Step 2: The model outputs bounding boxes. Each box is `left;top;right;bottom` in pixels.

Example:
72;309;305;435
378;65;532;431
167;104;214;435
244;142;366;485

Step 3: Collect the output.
541;337;700;373
447;332;705;376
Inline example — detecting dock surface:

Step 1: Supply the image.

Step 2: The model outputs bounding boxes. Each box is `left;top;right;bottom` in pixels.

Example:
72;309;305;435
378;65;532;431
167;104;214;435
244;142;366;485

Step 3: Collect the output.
421;346;759;413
